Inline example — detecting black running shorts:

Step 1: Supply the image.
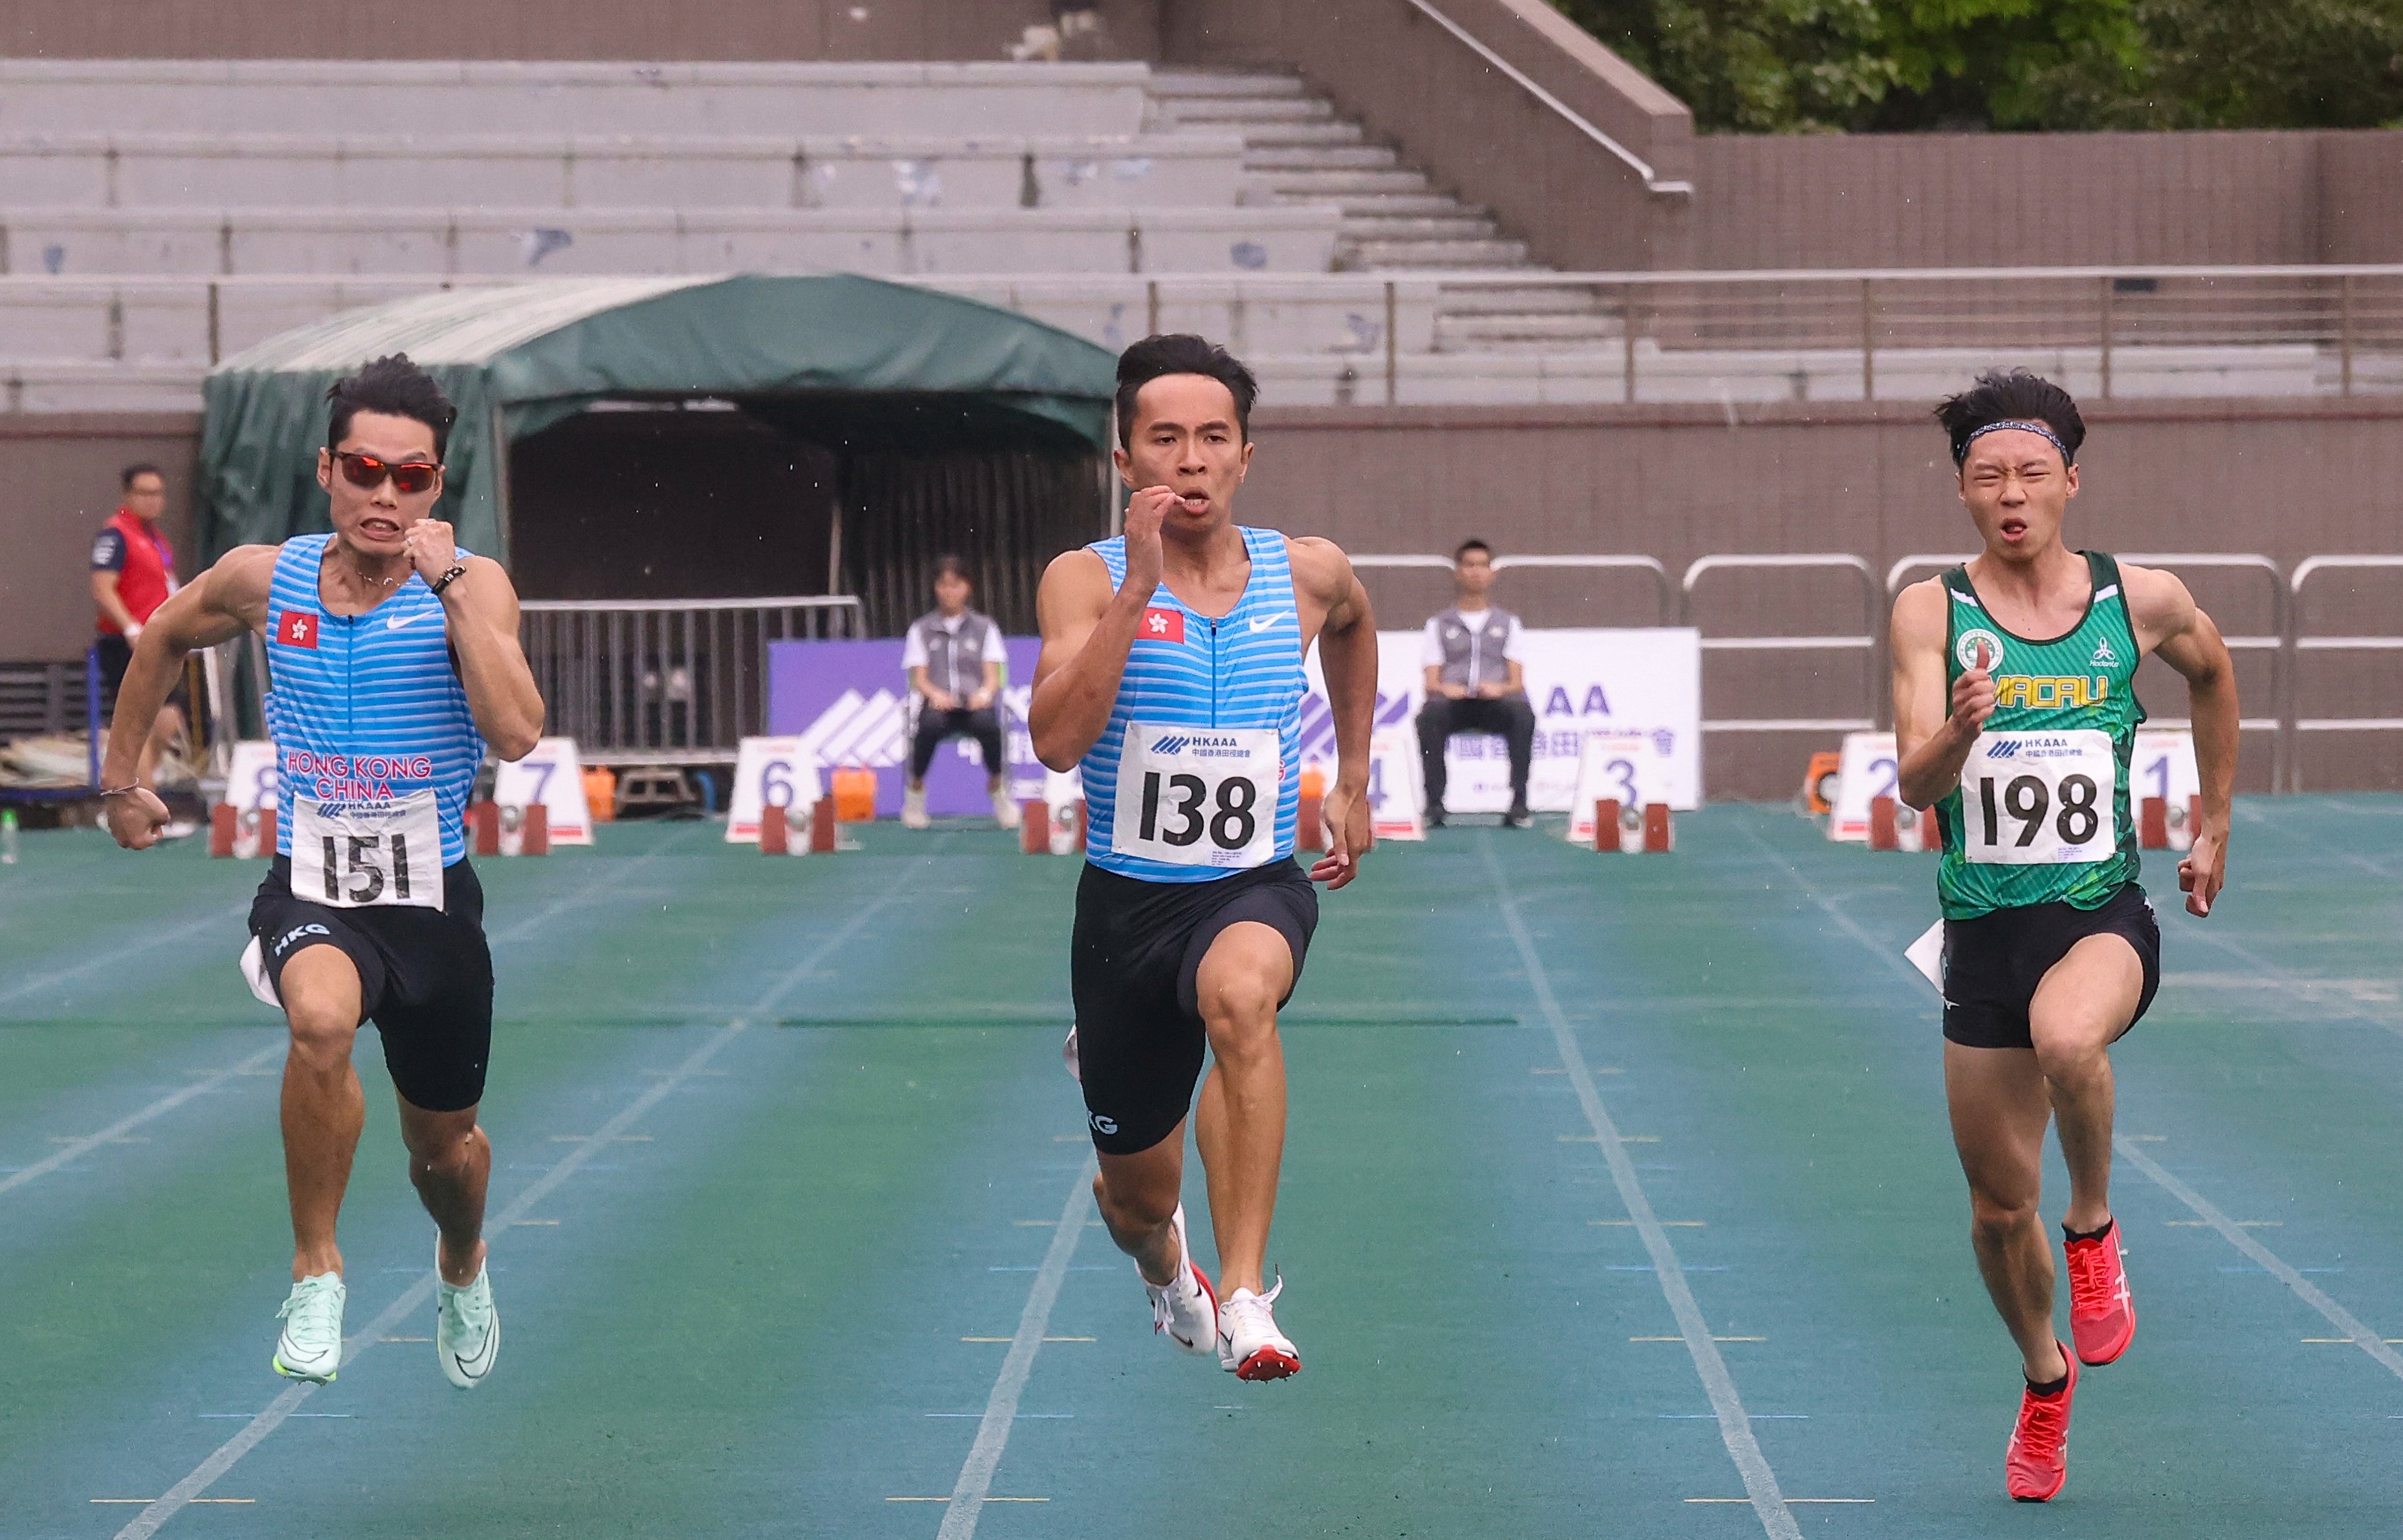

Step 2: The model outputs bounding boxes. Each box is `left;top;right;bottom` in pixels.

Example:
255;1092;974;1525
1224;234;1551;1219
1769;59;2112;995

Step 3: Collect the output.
1941;882;2160;1051
1070;858;1319;1156
249;855;495;1112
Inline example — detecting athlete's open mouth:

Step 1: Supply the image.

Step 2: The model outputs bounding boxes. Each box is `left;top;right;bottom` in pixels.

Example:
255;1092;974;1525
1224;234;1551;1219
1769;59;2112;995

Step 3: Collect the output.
358;517;402;540
1999;518;2028;540
1175;490;1210;513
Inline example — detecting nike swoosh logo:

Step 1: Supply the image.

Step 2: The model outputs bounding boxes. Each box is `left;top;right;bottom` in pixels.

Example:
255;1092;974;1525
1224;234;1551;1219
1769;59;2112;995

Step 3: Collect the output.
386;612;424;631
450;1319;499;1380
1247;611;1290;632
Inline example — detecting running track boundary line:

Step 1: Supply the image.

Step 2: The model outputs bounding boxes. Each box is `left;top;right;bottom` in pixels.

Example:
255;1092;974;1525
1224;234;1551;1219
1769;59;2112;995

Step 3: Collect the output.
0;1039;283;1198
0;899;250;1007
113;841;953;1540
1481;838;1804;1540
1733;819;2403;1387
938;1154;1098;1539
4;827;705;1201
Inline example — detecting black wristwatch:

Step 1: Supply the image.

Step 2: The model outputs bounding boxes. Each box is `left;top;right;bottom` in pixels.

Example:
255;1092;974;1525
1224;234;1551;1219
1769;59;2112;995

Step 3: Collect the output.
429;564;467;596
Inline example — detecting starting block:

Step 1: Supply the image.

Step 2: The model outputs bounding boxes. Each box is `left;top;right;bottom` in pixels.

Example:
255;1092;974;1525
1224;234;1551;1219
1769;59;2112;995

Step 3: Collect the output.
1866;796;1929;852
208;804;276;859
471;802;549;856
1021;798;1085;855
1591;798;1672;853
760;796;839;855
2140;794;2202;852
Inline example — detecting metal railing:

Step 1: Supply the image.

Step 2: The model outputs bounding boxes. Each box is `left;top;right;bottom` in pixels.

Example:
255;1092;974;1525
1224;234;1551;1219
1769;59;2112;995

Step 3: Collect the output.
518;595;863;764
1682;554;1882;733
1397;0;1690;195
2288;555;2403;791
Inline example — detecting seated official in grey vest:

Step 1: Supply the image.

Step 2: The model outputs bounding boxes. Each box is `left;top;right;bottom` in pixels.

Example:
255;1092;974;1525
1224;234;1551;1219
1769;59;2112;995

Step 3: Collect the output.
902;556;1021;831
1417;538;1536;829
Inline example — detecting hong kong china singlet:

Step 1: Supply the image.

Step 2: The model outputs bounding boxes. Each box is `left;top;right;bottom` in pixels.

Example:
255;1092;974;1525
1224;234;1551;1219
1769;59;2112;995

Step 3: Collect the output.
265;534;485;908
1080;525;1307;885
1935;549;2144;919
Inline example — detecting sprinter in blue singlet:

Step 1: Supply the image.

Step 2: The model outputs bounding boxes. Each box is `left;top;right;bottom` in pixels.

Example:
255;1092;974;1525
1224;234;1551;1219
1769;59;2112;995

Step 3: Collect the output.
104;355;545;1392
1029;335;1380;1382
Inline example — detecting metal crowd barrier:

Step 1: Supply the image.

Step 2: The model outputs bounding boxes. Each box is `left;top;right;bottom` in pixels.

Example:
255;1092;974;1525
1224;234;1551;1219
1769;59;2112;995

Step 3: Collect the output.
1682;554;1882;734
518;595;863;765
2289;555;2403;791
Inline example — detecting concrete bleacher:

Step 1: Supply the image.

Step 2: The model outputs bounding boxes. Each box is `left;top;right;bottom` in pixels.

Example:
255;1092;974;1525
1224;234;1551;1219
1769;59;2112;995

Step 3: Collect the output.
0;60;1155;137
4;204;1343;279
0;131;1253;212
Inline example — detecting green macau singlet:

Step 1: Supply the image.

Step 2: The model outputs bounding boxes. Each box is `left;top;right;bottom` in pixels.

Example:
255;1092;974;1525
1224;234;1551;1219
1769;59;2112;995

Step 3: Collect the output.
1935;551;2145;919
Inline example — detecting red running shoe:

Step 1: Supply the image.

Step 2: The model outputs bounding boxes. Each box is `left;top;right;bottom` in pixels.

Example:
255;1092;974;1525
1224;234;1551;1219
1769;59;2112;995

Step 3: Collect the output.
2065;1219;2136;1365
2006;1347;2078;1502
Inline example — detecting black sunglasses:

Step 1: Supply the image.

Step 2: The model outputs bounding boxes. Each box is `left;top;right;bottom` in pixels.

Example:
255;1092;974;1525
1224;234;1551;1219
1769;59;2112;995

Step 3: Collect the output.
334;451;441;496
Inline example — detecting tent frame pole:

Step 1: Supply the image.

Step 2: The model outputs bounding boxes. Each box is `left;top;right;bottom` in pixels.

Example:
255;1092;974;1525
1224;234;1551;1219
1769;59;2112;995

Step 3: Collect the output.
487;399;515;563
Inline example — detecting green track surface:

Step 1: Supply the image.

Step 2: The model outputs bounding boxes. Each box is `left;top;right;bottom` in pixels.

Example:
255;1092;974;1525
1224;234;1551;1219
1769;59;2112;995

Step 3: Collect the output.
4;800;2401;1537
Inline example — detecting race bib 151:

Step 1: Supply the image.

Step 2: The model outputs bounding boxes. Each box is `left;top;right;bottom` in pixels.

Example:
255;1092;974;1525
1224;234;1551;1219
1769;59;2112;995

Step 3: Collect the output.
1111;723;1279;869
289;789;445;908
1961;729;2118;866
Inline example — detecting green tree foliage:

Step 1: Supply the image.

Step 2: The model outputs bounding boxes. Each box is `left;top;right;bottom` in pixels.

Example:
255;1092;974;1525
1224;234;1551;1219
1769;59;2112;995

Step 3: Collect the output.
1553;0;2403;130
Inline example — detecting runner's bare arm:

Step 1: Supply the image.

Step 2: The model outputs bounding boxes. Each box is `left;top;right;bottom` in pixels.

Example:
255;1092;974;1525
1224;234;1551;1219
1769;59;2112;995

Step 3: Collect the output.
2125;564;2236;916
404;522;543;762
1892;577;1993;809
1290;535;1376;889
101;545;279;848
1028;489;1179;771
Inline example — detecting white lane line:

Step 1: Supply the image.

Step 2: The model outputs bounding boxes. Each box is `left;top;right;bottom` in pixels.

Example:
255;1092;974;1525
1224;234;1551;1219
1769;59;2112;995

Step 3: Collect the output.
114;844;949;1540
1736;820;2403;1382
0;901;250;1008
0;1039;282;1198
485;824;704;947
1481;839;1802;1540
936;1155;1098;1540
6;828;706;1199
2114;1139;2403;1383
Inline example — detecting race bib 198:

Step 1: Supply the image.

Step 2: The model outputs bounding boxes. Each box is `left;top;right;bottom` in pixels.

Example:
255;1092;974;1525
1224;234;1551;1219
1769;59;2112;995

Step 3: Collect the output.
289;789;444;908
1962;729;2118;866
1111;723;1279;870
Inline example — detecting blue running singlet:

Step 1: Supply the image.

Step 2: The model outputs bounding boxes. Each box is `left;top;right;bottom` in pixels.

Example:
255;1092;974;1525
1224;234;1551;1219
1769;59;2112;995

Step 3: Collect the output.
264;535;486;898
1080;525;1307;884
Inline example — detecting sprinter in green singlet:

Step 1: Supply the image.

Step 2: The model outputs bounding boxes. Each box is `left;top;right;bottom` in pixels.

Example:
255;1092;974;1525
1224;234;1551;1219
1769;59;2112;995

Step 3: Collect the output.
1892;371;2237;1504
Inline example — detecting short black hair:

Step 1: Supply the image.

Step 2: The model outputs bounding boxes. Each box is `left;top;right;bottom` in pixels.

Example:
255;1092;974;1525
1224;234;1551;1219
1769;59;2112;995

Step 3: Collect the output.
933;553;971;584
120;461;164;490
1455;538;1493;563
1114;334;1257;449
326;353;458;459
1934;369;2085;468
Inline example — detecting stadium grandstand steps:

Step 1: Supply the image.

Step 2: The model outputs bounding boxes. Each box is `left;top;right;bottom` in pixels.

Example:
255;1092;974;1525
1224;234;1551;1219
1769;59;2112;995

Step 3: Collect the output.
1147;69;1617;344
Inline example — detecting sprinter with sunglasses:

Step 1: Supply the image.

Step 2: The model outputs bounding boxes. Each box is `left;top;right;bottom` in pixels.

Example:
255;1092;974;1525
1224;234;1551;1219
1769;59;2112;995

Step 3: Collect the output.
102;354;545;1392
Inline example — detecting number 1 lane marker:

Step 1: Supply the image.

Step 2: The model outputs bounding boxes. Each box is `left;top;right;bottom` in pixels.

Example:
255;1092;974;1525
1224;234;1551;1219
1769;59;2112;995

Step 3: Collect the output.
1481;839;1803;1540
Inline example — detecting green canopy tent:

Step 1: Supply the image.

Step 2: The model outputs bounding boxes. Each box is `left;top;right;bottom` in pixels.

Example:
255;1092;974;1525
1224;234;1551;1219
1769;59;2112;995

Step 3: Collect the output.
199;272;1120;569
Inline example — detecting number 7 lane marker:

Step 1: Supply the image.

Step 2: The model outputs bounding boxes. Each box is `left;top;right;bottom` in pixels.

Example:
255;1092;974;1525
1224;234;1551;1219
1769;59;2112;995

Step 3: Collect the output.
1481;840;1803;1540
111;844;951;1540
1735;821;2403;1387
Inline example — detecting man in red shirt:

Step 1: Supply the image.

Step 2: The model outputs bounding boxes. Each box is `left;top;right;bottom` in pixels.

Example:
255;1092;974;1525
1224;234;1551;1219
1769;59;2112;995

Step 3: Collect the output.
91;462;190;798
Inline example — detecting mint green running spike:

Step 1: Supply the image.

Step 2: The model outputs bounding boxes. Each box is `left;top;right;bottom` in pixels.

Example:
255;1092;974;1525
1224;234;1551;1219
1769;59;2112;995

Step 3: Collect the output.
272;1272;345;1383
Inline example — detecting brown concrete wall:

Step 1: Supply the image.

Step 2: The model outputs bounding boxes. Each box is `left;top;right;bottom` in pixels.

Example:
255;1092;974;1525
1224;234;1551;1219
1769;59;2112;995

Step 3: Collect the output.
1237;395;2403;797
0;413;200;662
1163;0;1694;270
2321;132;2403;263
1690;131;2345;270
0;0;1161;63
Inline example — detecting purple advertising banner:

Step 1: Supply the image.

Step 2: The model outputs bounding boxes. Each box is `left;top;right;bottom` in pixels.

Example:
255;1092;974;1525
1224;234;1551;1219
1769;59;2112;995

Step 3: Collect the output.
767;638;1046;818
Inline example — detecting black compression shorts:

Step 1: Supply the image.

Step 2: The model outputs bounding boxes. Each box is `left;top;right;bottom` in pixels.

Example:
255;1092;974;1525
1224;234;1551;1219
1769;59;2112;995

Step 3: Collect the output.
249;855;495;1112
1070;858;1318;1156
1941;882;2161;1051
